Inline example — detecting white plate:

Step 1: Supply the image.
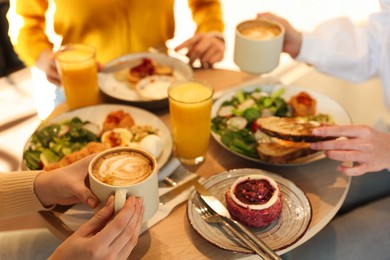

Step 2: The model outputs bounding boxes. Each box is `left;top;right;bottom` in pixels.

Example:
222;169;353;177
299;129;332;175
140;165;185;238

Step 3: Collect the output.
211;84;352;166
23;104;173;171
98;52;193;108
187;168;312;254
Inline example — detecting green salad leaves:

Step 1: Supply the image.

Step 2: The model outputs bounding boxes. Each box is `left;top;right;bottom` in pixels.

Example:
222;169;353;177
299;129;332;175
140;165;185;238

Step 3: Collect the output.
23;117;99;170
212;87;333;160
212;88;290;159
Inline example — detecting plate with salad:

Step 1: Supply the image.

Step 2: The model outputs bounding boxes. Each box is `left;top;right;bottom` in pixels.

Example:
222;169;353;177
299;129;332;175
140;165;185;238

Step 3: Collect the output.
211;84;352;165
22;104;172;171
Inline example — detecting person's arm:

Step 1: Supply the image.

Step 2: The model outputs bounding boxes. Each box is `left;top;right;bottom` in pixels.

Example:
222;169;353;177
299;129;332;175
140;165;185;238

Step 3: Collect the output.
14;0;53;67
0;171;45;219
296;16;381;83
258;11;386;83
188;0;224;34
175;0;225;67
14;0;62;85
0;155;98;219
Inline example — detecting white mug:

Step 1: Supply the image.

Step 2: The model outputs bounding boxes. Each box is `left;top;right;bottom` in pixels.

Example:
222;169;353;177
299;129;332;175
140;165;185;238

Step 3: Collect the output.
88;147;159;222
234;19;285;74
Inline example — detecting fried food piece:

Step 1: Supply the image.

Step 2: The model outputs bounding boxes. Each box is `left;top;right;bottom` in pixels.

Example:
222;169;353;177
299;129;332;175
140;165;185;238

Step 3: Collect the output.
289;91;317;117
44;142;109;171
102;110;135;132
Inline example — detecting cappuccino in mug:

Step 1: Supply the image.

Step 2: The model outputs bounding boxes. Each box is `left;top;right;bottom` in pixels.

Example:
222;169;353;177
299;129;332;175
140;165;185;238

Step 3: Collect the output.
92;150;153;186
234;19;285;74
239;22;281;40
88;147;159;221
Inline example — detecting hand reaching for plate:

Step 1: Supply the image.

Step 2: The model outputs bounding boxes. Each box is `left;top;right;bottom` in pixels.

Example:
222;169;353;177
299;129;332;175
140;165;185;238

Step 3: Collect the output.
310;125;390;176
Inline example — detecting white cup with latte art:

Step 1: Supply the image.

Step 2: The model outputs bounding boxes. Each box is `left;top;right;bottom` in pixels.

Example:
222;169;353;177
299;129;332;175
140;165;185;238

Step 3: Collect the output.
234;19;285;74
88;147;159;222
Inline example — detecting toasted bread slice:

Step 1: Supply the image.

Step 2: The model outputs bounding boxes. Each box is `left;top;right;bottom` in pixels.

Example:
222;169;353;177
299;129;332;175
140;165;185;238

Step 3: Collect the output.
256;140;316;164
256;116;336;143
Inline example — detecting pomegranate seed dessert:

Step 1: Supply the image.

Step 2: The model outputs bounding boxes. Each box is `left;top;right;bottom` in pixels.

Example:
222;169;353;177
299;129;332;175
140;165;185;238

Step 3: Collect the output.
225;174;283;228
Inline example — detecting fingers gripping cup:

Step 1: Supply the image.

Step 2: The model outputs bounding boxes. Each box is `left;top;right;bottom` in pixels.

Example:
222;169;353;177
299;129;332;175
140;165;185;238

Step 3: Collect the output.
234;19;285;74
88;147;159;222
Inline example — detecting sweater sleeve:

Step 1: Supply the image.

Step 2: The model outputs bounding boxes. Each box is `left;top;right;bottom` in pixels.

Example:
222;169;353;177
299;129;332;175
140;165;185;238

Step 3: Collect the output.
188;0;225;34
14;0;54;66
0;171;46;219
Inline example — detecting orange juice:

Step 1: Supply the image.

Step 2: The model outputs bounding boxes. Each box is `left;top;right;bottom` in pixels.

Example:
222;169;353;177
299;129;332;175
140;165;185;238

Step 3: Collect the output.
168;81;213;164
56;44;100;110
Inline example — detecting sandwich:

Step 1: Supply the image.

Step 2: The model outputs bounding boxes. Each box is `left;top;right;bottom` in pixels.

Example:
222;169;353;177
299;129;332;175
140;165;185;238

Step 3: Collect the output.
254;116;336;164
256;139;316;164
255;116;336;143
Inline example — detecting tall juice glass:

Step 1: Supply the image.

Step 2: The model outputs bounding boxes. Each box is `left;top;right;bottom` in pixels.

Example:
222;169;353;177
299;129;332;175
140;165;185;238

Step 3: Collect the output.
55;44;100;110
168;80;214;165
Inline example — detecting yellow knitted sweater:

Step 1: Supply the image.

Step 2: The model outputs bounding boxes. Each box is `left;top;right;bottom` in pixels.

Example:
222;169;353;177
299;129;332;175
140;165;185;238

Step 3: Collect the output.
14;0;224;66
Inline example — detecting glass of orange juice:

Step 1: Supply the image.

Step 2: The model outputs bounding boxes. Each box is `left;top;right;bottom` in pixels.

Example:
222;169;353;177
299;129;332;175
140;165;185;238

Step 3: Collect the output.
168;80;214;165
55;44;100;110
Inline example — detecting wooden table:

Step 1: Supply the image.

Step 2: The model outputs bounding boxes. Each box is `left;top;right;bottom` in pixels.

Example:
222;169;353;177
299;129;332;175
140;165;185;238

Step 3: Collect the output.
37;67;354;259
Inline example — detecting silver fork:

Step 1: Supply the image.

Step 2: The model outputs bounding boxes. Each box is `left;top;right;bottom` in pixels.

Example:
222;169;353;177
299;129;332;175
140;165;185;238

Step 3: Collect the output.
193;196;273;260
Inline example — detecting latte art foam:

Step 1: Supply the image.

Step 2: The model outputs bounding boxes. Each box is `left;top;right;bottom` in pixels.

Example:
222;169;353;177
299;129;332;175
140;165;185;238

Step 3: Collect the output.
92;151;153;186
240;26;280;40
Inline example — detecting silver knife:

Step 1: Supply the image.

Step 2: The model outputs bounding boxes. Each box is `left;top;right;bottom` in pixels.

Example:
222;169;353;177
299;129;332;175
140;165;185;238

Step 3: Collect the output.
194;181;281;260
194;194;271;260
159;175;200;205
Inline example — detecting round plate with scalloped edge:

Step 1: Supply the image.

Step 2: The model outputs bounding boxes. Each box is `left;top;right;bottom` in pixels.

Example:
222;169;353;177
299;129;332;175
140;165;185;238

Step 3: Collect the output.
187;168;312;255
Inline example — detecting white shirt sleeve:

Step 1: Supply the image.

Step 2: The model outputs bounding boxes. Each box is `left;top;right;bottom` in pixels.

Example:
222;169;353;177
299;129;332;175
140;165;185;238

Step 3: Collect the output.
296;17;379;82
296;2;390;110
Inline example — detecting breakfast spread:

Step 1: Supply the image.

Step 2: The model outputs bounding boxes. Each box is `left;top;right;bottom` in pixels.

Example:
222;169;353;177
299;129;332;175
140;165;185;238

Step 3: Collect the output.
225;174;283;228
126;58;173;84
24;109;162;170
113;57;177;101
113;57;175;100
114;58;173;84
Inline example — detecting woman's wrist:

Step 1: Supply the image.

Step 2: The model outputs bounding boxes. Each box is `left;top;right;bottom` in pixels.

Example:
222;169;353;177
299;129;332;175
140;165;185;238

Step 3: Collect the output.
34;172;56;208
